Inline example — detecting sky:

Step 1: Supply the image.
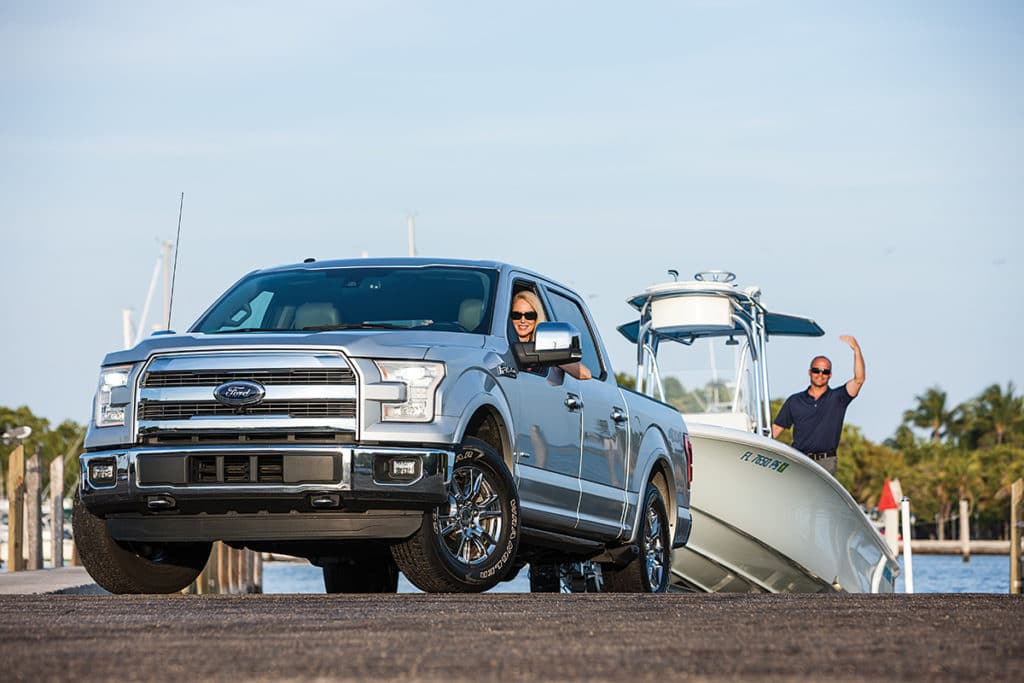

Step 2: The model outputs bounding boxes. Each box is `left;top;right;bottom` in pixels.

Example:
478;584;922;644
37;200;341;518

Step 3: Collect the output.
1;1;1021;443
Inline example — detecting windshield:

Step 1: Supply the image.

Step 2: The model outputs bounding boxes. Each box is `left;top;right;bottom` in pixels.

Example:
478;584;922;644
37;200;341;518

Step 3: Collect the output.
193;265;499;334
652;336;759;419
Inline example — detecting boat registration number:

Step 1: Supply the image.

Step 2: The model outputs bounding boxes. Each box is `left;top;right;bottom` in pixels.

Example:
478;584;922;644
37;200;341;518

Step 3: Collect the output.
739;450;790;473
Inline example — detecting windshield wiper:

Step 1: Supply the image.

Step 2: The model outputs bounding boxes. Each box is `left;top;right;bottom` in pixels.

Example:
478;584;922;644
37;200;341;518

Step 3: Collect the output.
206;327;295;334
301;323;407;331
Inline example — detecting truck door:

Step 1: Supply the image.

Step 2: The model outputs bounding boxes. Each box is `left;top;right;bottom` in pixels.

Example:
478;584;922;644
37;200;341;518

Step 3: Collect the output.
499;280;582;534
545;288;628;539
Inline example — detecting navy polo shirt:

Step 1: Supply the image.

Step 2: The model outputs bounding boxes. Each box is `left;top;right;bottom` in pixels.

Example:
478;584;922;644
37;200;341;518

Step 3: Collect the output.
773;385;855;453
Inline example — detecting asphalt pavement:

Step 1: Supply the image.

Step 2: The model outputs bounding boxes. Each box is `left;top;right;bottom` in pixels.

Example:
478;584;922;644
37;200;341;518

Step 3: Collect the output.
0;592;1020;682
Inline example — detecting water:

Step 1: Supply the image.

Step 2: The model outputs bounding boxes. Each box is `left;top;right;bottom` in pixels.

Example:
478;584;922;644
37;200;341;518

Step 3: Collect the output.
262;554;1011;594
894;554;1009;593
263;562;534;594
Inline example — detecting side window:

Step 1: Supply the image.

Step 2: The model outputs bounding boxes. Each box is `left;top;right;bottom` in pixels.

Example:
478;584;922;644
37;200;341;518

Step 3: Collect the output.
545;290;605;380
508;280;549;342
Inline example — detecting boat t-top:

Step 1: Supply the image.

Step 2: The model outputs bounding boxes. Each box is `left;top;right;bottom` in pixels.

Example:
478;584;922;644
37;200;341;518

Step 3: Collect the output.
619;270;899;593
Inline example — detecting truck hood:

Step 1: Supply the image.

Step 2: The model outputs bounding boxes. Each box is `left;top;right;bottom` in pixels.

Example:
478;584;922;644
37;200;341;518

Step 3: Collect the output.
101;329;487;365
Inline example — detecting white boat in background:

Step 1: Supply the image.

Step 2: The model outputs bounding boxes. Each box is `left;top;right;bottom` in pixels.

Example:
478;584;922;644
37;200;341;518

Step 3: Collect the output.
619;271;899;593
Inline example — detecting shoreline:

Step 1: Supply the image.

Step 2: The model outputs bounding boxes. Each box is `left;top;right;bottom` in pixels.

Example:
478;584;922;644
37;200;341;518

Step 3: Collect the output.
900;539;1016;555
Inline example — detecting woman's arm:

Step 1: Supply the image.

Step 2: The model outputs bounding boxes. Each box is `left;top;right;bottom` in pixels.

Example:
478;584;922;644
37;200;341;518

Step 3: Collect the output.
561;362;592;380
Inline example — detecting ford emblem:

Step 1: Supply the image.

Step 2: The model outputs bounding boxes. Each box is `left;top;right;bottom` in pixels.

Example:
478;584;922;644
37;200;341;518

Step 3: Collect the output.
213;380;266;407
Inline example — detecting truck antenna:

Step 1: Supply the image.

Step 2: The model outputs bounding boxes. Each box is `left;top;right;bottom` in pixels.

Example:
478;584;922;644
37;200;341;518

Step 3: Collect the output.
167;192;184;330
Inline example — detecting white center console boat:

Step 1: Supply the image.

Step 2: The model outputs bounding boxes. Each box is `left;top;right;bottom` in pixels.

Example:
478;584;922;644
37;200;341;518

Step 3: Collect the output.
619;271;899;593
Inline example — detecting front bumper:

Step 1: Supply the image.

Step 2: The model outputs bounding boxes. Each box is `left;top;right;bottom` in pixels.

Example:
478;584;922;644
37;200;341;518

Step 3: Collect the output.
79;444;453;542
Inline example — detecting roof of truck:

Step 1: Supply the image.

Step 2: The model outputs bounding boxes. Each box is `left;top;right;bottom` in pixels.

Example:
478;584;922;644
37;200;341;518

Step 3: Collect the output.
259;257;510;273
253;257;571;290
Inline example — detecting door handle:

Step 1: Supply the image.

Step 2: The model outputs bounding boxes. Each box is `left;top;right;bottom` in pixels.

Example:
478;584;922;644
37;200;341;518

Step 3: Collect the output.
611;408;628;424
565;393;583;411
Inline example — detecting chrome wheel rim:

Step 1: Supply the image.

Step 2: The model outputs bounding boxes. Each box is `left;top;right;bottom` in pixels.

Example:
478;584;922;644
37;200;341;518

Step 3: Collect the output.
437;465;503;566
644;501;666;589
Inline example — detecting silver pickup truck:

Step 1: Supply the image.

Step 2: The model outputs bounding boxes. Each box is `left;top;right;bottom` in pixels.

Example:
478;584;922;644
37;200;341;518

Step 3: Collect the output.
75;258;692;593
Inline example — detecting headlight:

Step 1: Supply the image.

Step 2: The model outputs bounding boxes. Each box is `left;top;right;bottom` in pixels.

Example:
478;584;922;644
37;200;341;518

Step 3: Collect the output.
94;365;133;427
374;361;444;422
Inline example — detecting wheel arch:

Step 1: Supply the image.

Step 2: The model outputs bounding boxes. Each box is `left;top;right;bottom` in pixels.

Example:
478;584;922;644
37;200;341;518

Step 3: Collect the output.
458;401;514;473
629;426;679;547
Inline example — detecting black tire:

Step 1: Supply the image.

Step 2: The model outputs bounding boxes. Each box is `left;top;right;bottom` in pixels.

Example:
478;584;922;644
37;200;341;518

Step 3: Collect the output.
391;437;520;592
529;563;562;592
323;545;399;593
73;494;211;594
602;483;671;593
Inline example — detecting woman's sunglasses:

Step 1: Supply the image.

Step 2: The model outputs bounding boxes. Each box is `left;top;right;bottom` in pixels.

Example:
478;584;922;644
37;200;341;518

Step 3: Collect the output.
510;311;538;321
810;367;831;375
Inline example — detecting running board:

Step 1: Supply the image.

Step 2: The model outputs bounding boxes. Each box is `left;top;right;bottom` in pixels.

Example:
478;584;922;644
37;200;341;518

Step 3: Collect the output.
520;526;605;556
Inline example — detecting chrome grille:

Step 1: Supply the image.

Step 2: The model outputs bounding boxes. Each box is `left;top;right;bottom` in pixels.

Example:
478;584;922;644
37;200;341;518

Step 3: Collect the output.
136;351;358;443
139;400;356;420
143;368;355;387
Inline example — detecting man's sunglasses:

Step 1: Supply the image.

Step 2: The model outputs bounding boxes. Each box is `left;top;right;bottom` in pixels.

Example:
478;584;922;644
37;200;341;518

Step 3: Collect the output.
510;311;538;321
810;367;831;375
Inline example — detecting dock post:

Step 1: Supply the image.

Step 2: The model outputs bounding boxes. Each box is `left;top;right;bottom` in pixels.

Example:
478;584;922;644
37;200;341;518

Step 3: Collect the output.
218;541;228;592
901;496;914;594
959;499;970;563
185;543;263;594
50;457;64;568
240;547;250;593
250;549;262;593
229;545;239;594
25;451;43;570
1012;479;1022;595
5;445;25;571
207;543;220;594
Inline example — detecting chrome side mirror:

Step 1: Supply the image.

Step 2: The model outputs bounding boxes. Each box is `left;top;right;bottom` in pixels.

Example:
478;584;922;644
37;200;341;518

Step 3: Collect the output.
512;322;583;367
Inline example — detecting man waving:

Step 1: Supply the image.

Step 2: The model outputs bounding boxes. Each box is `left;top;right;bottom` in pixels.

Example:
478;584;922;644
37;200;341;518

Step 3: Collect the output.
771;336;865;476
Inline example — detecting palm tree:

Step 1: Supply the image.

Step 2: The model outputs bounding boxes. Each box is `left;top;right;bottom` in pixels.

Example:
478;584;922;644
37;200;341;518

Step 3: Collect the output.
946;450;984;510
971;383;1024;446
903;386;959;443
884;424;916;451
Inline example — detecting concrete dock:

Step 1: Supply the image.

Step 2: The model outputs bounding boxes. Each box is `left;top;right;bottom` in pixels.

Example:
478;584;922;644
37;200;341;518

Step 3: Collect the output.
0;591;1020;682
0;567;107;595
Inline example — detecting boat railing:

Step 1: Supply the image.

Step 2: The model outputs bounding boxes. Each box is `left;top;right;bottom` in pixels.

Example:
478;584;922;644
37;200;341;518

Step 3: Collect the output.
623;270;825;439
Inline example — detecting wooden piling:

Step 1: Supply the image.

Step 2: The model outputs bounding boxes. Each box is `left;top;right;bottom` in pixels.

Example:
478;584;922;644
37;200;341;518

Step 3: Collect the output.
218;541;228;591
1012;478;1022;595
250;550;262;594
6;445;25;572
25;451;43;570
959;499;970;563
186;542;262;594
230;544;240;593
50;457;64;568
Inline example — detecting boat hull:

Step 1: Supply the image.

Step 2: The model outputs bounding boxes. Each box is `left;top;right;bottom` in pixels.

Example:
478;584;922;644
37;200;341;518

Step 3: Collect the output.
673;423;899;593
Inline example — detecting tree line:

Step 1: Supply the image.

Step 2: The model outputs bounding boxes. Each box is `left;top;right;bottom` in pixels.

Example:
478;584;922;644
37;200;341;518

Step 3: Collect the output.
4;380;1023;538
1;405;85;497
858;383;1023;539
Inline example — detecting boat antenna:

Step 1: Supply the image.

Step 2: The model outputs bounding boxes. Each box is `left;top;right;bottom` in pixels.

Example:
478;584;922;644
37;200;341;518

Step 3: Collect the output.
167;192;184;330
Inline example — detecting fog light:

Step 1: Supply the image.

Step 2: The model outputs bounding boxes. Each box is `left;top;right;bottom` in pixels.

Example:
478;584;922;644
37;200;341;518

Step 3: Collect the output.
89;461;116;484
389;458;419;478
